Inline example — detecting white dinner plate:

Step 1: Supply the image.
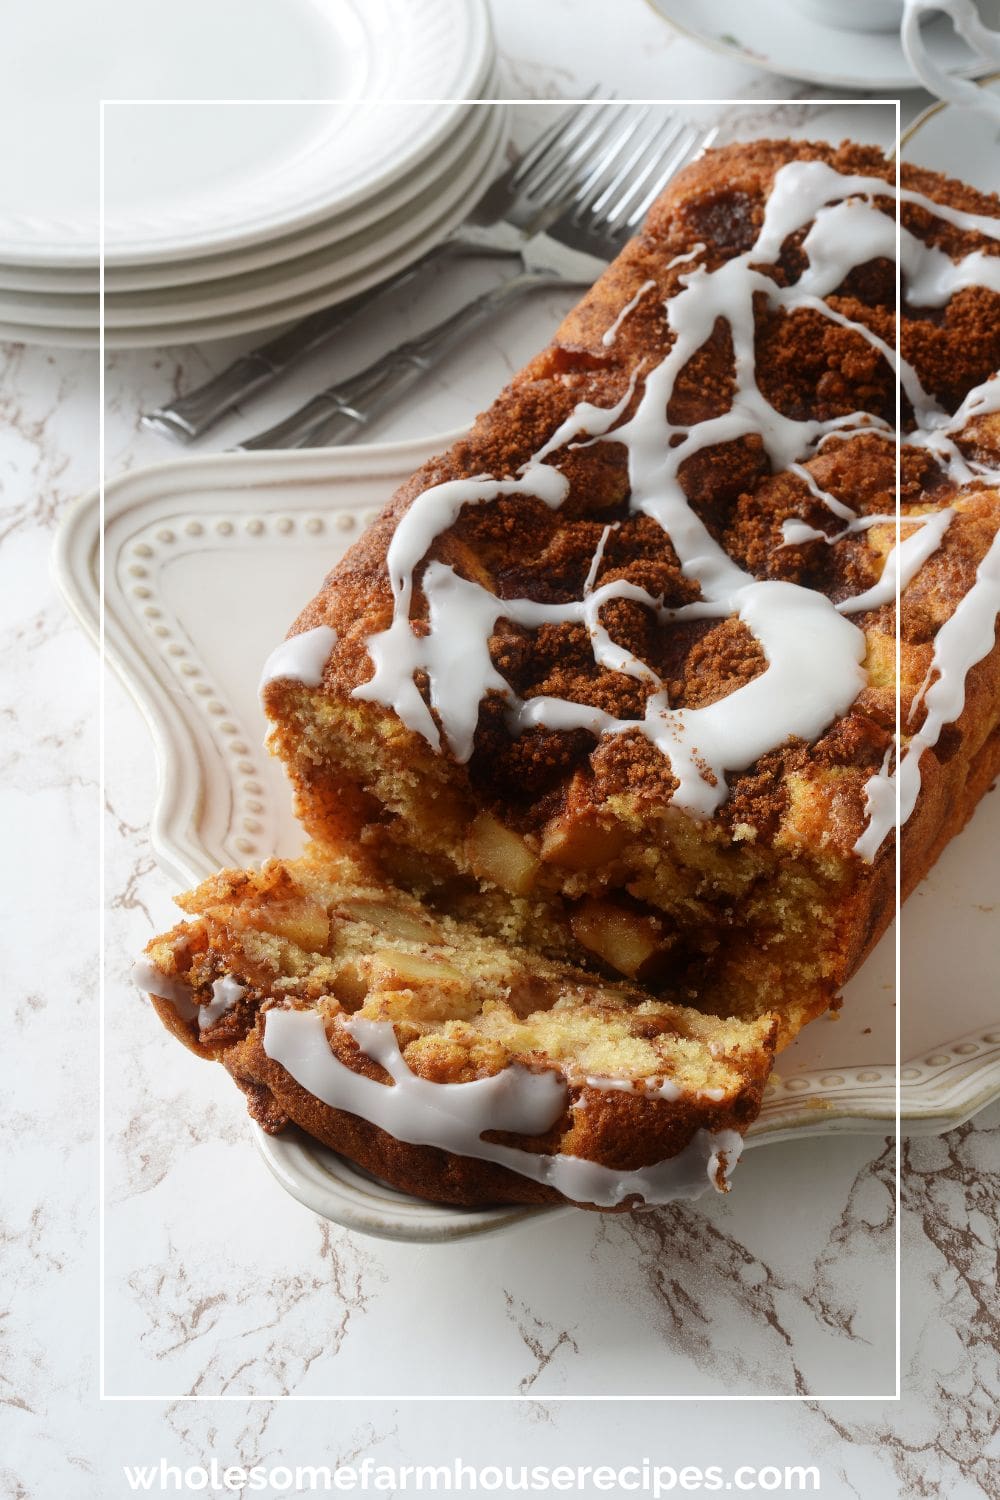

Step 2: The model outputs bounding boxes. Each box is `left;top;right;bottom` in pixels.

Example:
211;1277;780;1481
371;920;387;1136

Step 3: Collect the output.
645;0;1000;88
0;0;492;268
1;107;507;349
109;101;504;326
0;261;100;297
900;73;1000;191
0;89;499;301
0;102;506;334
54;444;1000;1239
104;90;501;295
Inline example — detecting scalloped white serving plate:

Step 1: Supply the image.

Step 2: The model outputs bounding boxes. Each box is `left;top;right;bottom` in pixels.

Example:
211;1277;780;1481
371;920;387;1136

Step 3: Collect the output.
54;443;1000;1240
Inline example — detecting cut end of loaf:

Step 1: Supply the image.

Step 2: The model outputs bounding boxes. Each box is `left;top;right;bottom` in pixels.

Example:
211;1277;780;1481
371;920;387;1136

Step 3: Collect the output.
139;851;777;1209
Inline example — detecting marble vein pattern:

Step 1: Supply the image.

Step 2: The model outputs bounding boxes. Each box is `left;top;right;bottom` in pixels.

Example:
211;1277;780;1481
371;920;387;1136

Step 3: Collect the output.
2;6;999;1496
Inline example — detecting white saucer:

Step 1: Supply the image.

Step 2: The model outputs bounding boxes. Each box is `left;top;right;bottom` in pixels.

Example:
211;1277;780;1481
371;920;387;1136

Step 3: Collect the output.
900;73;1000;191
645;0;1000;88
54;443;1000;1239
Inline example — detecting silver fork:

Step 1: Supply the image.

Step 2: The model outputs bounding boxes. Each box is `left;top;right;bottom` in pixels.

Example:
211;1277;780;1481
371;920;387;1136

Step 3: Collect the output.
143;95;631;442
237;111;714;451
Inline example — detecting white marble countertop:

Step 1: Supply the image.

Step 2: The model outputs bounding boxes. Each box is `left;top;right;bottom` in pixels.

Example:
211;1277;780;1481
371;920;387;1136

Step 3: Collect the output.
5;1;1000;1495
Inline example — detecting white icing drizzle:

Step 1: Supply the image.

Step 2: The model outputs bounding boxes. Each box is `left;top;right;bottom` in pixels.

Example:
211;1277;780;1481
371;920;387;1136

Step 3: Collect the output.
263;1010;743;1206
780;488;958;623
666;242;707;271
132;960;245;1029
602;278;657;346
259;624;338;696
837;510;955;617
793;192;1000;313
789;462;862;525
855;746;896;866
780;461;895;550
132;957;199;1020
855;529;1000;860
904;237;1000;307
898;181;1000;240
909;376;1000;488
342;157;1000;859
584;1073;682;1102
201;975;246;1028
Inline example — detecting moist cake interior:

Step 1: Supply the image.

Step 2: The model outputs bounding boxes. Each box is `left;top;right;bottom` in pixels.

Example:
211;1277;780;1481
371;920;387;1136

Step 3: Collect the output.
151;851;775;1100
143;852;776;1204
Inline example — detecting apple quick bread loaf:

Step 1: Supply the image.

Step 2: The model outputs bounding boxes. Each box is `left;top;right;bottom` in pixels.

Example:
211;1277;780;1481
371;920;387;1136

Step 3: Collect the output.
140;138;1000;1209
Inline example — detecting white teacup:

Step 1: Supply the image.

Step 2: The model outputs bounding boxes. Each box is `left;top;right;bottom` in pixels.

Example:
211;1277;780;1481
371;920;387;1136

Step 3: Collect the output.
903;0;1000;118
794;0;905;32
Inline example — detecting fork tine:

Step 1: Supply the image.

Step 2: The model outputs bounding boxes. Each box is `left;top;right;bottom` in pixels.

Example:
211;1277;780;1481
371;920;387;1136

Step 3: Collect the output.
694;124;720;161
508;87;605;195
622;125;713;233
522;99;630;206
560;105;655;224
576;127;680;242
601;116;690;234
578;112;683;231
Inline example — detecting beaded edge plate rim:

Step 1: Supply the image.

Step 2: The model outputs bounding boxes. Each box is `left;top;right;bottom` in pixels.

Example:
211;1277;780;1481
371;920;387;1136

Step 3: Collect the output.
52;442;1000;1241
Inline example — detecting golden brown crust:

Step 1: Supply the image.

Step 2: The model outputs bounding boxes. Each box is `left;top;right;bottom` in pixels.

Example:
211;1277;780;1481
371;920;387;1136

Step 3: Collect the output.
218;1021;771;1211
257;138;1000;1060
266;139;998;817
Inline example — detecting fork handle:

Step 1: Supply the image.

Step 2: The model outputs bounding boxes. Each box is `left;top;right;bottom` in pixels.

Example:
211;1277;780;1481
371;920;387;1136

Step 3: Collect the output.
238;270;581;451
142;239;513;442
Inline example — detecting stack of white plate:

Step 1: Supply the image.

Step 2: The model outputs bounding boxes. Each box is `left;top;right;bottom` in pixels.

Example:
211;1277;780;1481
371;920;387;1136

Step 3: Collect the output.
0;0;499;348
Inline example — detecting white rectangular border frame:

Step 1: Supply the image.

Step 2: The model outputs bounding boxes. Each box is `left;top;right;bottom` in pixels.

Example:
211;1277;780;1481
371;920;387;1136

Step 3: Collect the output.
99;93;903;1403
